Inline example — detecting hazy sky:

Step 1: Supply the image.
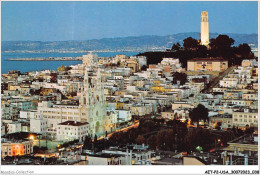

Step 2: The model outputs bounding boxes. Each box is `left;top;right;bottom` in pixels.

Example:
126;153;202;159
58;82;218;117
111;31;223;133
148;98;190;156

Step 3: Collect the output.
1;1;258;41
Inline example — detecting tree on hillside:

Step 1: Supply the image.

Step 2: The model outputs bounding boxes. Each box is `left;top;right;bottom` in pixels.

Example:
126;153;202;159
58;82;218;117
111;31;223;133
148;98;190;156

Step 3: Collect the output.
172;72;187;85
171;42;181;51
147;135;157;150
209;35;235;59
184;127;214;152
135;135;146;145
237;43;252;58
197;45;208;58
189;104;209;127
183;37;199;50
209;35;235;49
164;129;175;151
83;135;93;149
156;130;166;150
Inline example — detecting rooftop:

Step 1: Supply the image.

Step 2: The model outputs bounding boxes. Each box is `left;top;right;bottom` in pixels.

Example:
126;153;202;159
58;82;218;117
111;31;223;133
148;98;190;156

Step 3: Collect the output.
58;121;89;126
228;134;258;145
188;57;226;62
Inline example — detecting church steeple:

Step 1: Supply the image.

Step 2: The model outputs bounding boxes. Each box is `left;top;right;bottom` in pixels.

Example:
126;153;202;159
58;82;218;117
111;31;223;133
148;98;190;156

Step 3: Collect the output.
83;68;89;91
80;68;90;106
79;67;107;137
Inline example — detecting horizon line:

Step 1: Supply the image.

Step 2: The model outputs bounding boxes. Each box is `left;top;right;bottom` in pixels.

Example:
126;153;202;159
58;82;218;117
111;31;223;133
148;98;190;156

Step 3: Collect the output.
2;32;258;43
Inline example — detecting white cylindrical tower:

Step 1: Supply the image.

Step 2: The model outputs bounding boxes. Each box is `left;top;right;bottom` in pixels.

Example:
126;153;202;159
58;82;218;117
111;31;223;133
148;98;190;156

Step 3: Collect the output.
201;11;209;46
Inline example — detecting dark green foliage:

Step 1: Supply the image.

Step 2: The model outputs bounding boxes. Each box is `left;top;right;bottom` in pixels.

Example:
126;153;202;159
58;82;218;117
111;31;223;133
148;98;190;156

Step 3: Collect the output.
237;43;252;58
171;42;181;51
189;104;209;126
197;45;208;58
138;34;255;68
86;117;249;153
60;139;79;148
141;65;147;71
135;135;146;145
33;146;47;153
183;37;199;50
209;35;235;49
83;135;92;149
184;128;214;152
172;72;187;85
147;135;157;150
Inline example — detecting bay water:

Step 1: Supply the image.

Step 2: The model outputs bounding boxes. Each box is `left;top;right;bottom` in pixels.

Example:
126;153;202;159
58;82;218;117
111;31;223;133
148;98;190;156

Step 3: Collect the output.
1;52;139;73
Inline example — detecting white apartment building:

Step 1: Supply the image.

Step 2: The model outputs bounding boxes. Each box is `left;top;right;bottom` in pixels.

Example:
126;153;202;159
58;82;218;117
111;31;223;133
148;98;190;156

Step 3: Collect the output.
37;101;81;129
20;110;38;119
219;78;238;88
56;121;89;142
7;122;22;133
30;114;48;134
117;110;132;122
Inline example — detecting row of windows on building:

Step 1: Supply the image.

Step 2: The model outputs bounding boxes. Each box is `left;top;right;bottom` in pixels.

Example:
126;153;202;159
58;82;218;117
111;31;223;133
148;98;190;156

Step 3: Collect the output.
197;62;212;65
211;120;231;124
233;119;257;123
3;145;31;150
41;111;79;115
57;126;88;130
233;114;257;118
41;122;47;125
58;131;88;135
2;149;31;155
107;159;122;165
43;115;79;120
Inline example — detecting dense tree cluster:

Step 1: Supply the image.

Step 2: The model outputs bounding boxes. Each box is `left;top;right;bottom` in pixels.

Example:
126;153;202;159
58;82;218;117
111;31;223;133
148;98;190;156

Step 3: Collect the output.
189;104;209;126
183;37;200;50
172;72;187;85
171;42;181;51
184;127;214;152
137;34;255;68
80;117;253;154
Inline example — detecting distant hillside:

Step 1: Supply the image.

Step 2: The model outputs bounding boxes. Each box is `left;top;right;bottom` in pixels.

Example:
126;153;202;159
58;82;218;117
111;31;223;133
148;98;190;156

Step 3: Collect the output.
2;32;257;52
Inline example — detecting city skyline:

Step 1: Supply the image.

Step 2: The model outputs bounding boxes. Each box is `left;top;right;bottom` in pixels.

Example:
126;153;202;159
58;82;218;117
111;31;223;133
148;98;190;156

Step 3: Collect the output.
2;1;258;41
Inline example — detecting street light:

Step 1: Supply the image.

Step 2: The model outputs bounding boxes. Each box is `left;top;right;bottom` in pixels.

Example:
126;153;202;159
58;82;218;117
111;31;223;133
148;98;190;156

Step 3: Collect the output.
29;134;35;140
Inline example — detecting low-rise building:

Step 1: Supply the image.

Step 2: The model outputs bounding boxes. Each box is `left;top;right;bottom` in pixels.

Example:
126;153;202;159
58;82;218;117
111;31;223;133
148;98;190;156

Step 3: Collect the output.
30;114;48;134
209;114;232;129
7;122;22;134
1;139;33;158
187;57;228;72
56;121;89;142
232;108;258;128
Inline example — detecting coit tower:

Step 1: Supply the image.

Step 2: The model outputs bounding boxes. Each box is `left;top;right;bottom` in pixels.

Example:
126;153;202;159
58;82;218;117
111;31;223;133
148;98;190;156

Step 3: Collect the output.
201;11;209;46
